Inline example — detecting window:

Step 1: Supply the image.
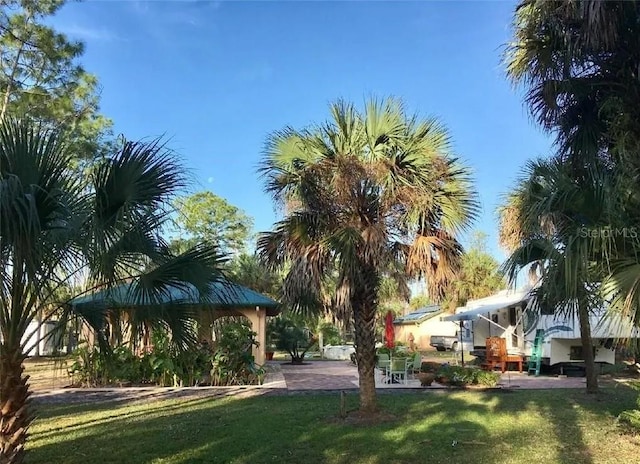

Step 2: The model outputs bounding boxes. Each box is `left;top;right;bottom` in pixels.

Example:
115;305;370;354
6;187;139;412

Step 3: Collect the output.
569;346;596;360
509;307;517;325
540;302;555;315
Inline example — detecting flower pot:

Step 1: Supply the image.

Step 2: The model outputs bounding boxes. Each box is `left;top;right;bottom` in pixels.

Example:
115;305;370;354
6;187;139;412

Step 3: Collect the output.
265;351;275;361
417;372;436;387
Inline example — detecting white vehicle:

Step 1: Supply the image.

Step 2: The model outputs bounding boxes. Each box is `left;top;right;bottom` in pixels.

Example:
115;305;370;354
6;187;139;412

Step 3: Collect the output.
442;287;639;368
22;321;60;356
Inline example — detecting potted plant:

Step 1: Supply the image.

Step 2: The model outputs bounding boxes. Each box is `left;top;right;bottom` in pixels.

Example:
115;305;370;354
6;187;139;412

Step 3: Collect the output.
266;320;277;361
418;361;441;387
417;372;436;386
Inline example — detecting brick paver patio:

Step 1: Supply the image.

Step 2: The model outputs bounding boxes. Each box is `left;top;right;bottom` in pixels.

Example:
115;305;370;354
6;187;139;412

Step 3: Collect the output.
32;359;626;405
277;360;606;390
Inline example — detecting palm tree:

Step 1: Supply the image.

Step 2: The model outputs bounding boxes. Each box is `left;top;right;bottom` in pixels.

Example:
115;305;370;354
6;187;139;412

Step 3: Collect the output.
504;1;640;388
500;156;629;393
227;253;282;299
257;98;477;413
505;0;640;163
0;120;224;463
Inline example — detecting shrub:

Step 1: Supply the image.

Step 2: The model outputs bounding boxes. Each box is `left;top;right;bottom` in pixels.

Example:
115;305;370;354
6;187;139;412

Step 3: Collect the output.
68;344;105;387
210;320;264;385
271;317;315;364
434;365;500;387
319;322;342;345
420;361;443;373
618;382;640;432
474;369;501;387
619;410;640;430
68;322;265;387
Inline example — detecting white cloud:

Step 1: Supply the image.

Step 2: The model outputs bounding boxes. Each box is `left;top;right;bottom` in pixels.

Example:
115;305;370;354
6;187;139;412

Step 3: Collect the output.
59;24;122;42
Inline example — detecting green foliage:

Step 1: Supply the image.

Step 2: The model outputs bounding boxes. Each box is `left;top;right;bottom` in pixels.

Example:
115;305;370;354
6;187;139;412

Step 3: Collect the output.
319;322;342;345
409;294;431;310
258;97;479;411
441;231;505;311
0;0;113;161
434;365;500;387
270;317;315;364
618;410;640;430
0;119;227;365
210;320;264;386
68;323;264;387
227;253;282;299
420;361;443;373
506;0;640;161
67;344;106;387
618;382;640;431
172;191;253;256
376;345;409;358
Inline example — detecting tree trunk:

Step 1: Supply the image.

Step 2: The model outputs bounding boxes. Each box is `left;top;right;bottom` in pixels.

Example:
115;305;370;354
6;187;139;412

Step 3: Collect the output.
353;300;377;413
0;10;31;122
577;304;598;393
0;343;32;464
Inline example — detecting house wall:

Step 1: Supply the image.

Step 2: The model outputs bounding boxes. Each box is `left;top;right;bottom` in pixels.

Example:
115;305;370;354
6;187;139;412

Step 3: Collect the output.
394;317;459;350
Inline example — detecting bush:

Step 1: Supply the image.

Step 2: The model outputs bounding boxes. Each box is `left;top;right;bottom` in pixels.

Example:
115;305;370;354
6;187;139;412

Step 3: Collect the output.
271;317;315;364
319;322;342;345
420;361;443;373
210;320;264;386
474;369;501;387
68;322;265;387
434;365;500;387
618;382;640;432
619;410;640;430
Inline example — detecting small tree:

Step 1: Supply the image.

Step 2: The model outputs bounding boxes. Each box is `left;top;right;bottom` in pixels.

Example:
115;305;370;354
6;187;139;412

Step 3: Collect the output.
172;191;253;256
270;317;315;364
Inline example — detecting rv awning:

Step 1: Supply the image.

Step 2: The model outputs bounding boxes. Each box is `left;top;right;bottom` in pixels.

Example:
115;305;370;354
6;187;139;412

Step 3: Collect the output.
442;305;496;322
441;296;529;322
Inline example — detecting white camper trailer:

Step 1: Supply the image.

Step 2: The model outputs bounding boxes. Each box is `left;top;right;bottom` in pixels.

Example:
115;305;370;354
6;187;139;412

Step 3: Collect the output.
22;321;59;356
442;288;638;367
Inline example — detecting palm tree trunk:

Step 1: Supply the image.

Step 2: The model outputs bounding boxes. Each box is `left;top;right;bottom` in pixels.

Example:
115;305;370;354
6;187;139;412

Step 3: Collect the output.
353;300;377;413
352;266;379;414
0;343;32;464
577;304;598;393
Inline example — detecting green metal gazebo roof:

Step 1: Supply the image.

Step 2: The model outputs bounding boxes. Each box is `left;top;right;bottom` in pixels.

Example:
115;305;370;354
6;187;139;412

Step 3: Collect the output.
71;279;281;316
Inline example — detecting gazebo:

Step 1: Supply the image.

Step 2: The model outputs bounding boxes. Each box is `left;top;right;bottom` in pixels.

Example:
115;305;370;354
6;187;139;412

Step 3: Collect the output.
71;280;280;364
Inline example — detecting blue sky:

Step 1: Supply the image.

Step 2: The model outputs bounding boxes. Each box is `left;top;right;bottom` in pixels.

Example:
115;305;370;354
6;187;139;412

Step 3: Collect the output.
52;0;553;261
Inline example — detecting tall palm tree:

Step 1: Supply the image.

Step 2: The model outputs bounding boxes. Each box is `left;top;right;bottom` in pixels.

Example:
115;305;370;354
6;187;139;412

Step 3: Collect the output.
505;0;640;164
0;120;224;463
504;0;640;386
257;98;477;413
500;156;629;393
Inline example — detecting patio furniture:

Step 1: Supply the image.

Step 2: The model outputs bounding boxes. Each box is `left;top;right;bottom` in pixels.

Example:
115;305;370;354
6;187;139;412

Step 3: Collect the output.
387;357;410;384
481;337;524;372
408;352;422;380
376;353;391;383
481;337;506;371
504;354;524;373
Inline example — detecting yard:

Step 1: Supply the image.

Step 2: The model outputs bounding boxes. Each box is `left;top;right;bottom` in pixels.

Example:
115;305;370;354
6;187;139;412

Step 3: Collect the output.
28;387;640;464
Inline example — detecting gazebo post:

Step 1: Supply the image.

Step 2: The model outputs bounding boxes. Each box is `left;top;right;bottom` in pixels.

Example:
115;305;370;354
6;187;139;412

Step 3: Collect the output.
240;306;267;365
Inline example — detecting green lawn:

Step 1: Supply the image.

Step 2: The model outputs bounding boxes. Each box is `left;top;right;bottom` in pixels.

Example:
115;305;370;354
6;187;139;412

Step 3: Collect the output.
28;387;640;464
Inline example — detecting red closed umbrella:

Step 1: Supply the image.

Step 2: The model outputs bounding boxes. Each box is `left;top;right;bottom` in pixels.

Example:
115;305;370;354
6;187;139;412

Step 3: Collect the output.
384;311;395;349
